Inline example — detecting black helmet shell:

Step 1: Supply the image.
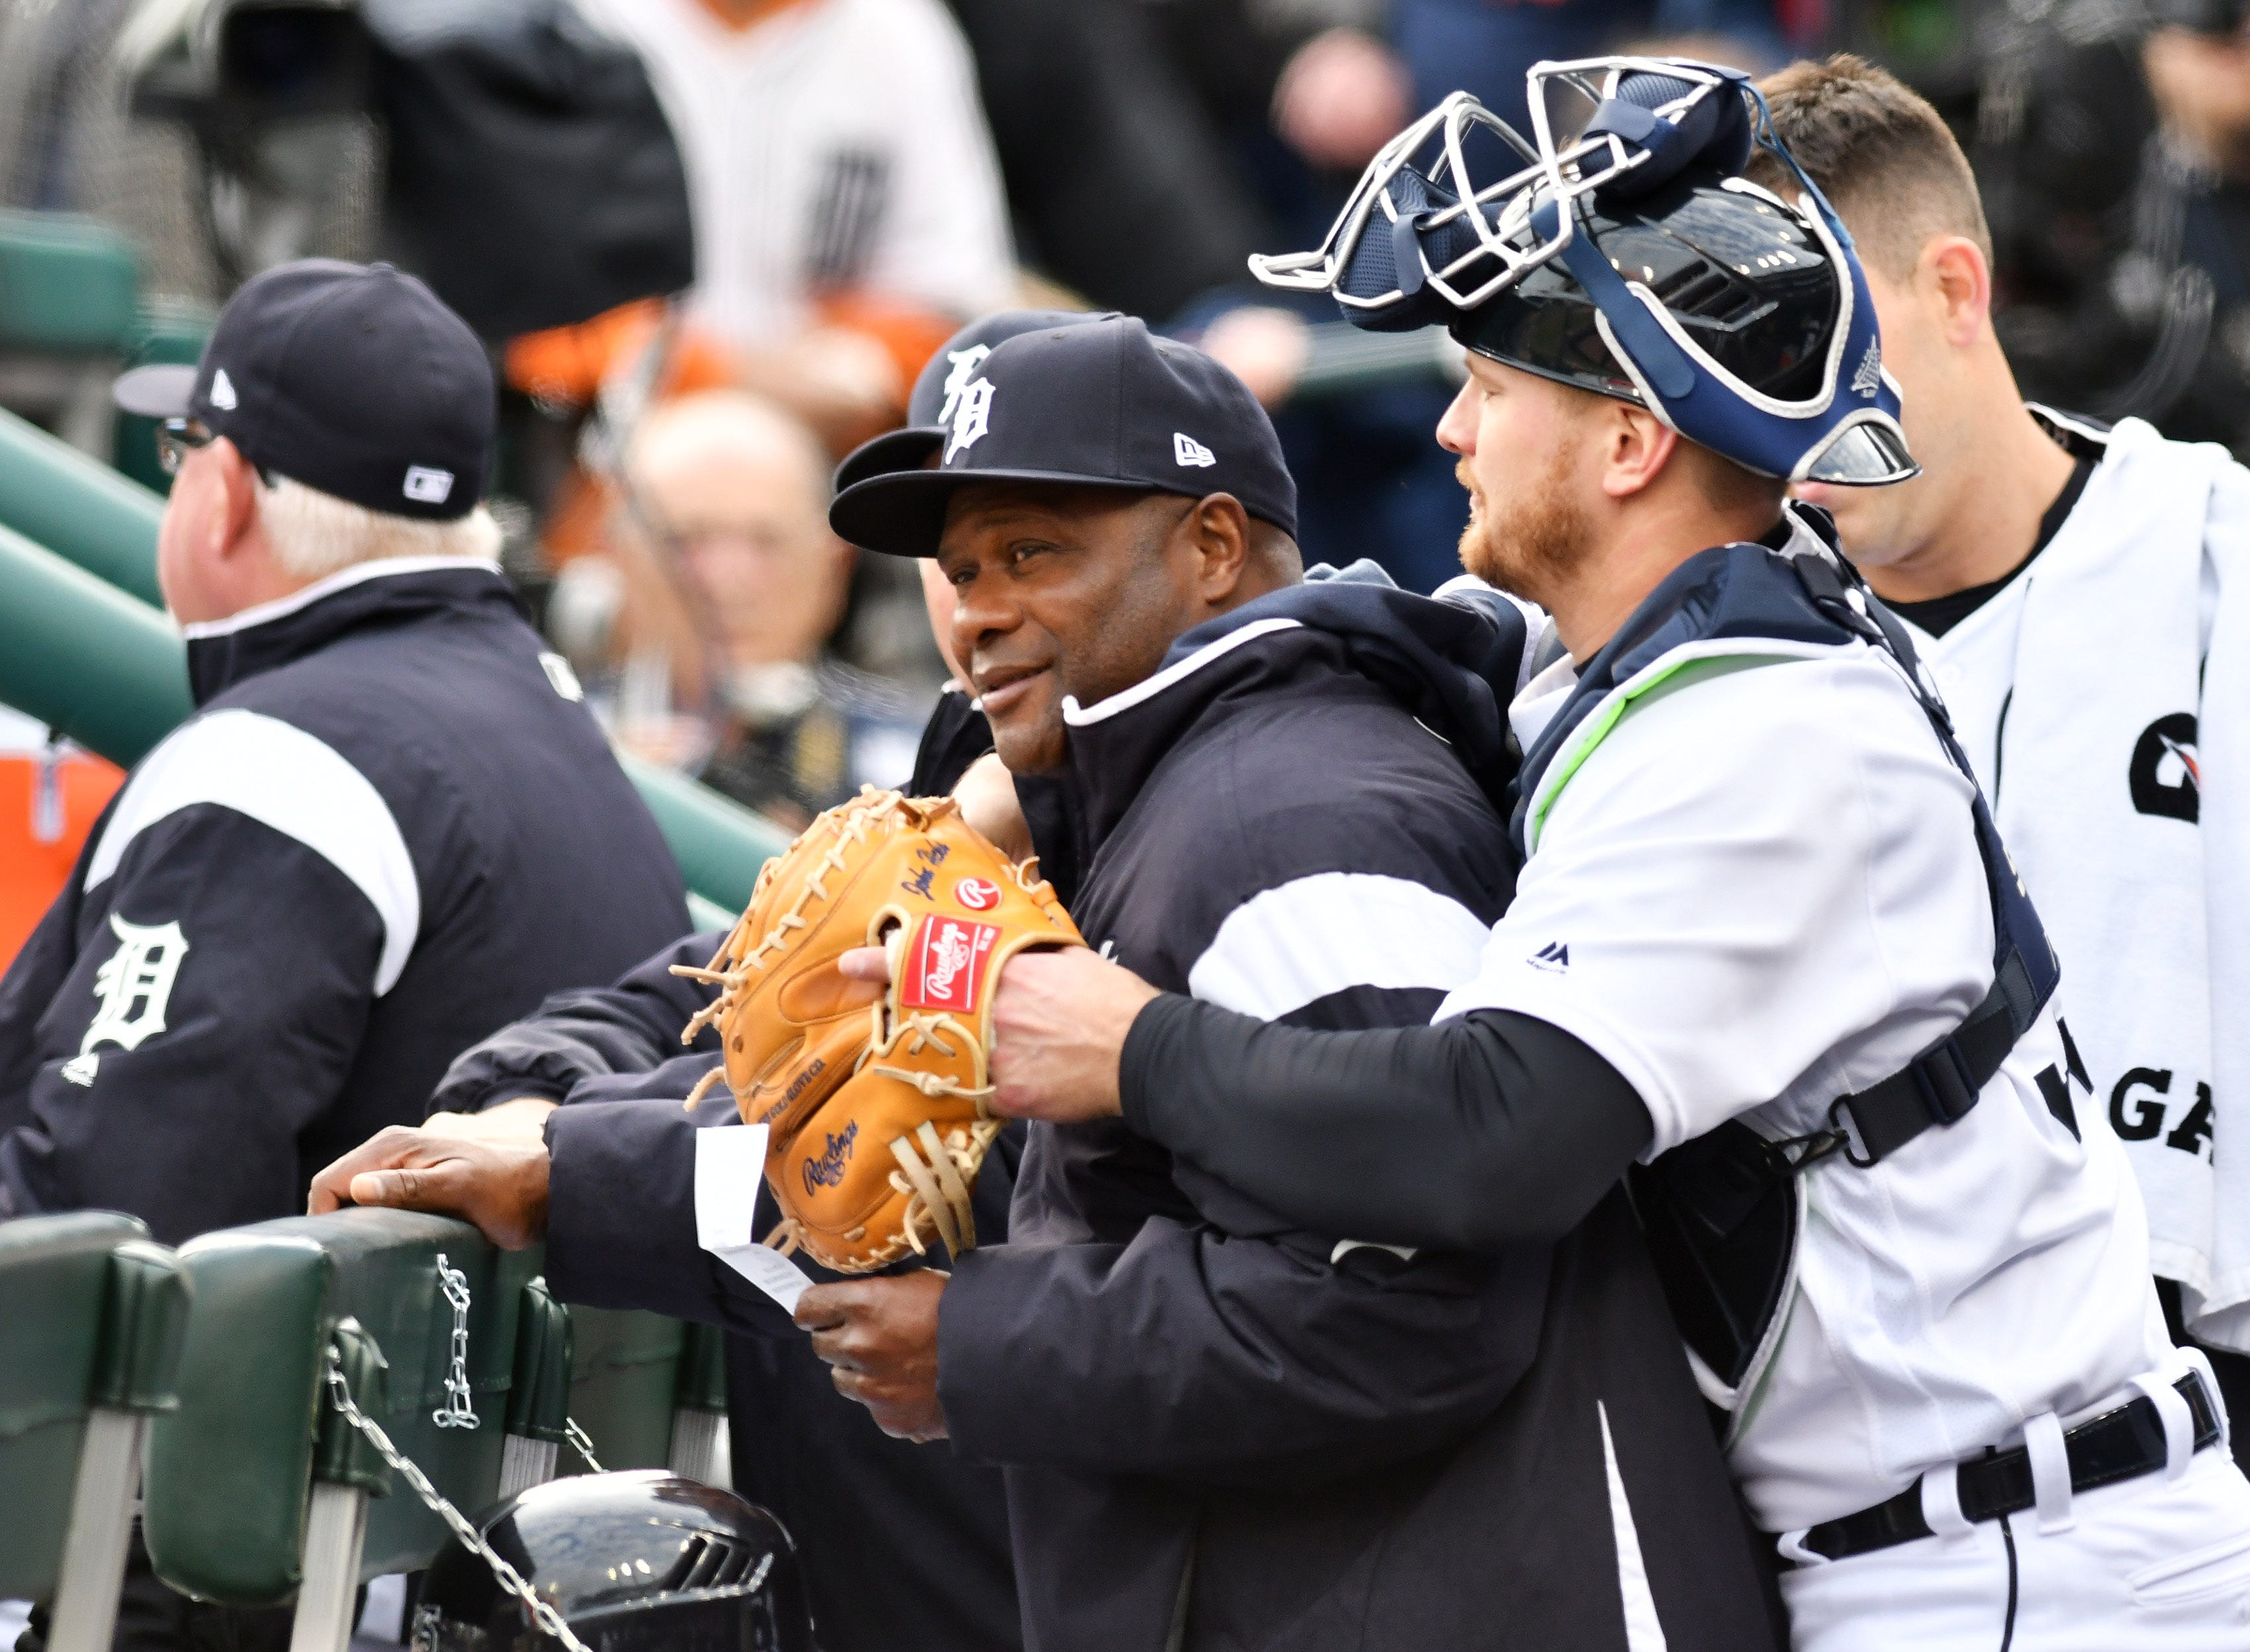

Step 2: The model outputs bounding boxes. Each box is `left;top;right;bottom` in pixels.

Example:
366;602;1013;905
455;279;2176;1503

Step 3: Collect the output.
413;1472;816;1652
1453;177;1839;409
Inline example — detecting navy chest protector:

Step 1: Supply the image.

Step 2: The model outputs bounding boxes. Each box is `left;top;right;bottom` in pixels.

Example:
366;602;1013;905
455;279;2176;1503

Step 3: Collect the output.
1514;530;2067;1394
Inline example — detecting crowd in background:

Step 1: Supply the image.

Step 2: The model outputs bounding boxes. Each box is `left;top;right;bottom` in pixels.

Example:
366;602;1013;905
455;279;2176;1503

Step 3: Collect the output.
7;0;2250;826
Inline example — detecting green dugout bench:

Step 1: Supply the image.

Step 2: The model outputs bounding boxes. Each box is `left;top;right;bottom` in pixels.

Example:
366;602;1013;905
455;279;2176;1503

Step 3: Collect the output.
90;1209;733;1652
0;1213;189;1652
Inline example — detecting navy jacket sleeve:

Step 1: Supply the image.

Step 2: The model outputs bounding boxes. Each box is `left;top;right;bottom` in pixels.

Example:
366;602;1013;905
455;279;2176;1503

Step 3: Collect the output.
0;808;382;1244
428;930;725;1115
542;1098;803;1339
543;1096;1026;1341
940;1217;1547;1491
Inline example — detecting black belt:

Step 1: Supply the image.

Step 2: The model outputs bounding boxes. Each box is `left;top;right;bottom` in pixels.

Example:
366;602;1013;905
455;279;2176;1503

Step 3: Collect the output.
1799;1373;2222;1561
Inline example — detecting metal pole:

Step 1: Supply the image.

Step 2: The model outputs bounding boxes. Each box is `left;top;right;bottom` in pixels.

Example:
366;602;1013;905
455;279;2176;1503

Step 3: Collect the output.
0;523;192;767
619;753;791;915
0;406;166;607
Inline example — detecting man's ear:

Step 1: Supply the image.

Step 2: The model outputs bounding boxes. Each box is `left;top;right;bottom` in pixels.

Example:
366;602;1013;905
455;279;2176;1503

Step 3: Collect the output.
1922;235;1992;349
1598;402;1680;501
1181;493;1254;602
210;439;265;564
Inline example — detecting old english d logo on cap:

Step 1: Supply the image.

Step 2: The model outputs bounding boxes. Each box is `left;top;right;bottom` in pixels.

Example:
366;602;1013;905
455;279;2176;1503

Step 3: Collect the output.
946;378;997;462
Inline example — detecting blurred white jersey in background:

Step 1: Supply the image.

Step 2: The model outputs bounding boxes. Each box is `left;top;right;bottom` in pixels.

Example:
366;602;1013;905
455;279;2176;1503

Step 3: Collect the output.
574;0;1016;350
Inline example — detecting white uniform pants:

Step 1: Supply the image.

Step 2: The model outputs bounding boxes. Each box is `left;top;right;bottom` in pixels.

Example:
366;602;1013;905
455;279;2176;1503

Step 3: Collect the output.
1781;1443;2250;1650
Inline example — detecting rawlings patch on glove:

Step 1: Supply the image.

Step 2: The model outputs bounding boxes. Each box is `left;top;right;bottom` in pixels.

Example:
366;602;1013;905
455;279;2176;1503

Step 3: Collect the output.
676;788;1083;1273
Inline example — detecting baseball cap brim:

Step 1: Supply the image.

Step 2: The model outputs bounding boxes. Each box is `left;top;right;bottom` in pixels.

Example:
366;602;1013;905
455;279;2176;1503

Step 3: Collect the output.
112;363;199;419
831;466;1158;557
834;426;943;495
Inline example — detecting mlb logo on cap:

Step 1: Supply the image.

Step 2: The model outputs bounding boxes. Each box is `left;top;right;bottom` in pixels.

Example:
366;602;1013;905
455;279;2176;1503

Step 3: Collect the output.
404;466;456;505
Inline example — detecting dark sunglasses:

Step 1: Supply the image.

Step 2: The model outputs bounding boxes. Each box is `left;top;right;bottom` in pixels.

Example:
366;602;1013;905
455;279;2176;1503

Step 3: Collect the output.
155;418;276;486
154;418;215;476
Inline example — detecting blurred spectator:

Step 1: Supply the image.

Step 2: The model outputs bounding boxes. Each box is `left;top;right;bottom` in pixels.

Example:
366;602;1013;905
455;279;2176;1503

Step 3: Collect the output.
1147;3;1466;591
944;0;1264;321
2147;21;2250;178
1272;22;1416;171
1394;0;1799;135
552;389;925;828
525;0;1013;455
1966;0;2250;453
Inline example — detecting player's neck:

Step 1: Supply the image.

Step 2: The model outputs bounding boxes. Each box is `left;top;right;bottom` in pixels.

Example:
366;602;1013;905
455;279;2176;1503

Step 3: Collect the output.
1862;379;2075;606
1549;496;1782;663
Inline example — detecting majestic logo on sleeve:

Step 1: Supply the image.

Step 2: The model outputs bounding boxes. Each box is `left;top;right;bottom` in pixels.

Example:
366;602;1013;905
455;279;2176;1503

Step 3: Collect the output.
1527;941;1570;973
899;916;1001;1014
2129;712;2200;822
59;914;190;1086
944;378;997;463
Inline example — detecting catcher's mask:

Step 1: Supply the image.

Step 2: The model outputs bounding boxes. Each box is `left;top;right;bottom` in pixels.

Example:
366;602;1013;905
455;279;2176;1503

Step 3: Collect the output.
412;1472;816;1652
1251;58;1918;487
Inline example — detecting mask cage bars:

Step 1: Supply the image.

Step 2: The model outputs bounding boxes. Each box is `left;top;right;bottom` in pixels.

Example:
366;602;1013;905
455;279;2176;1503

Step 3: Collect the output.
1248;60;1751;315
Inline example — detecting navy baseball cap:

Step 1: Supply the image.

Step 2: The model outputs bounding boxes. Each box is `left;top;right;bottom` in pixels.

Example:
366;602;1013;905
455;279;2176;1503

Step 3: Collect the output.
831;314;1298;556
114;259;494;521
833;308;1109;496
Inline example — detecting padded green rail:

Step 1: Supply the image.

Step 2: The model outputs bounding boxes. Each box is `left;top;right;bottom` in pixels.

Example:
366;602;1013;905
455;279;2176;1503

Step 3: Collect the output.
144;1211;544;1599
0;406;166;607
0;524;194;767
0;212;140;356
0;1212;189;1597
561;1309;687;1475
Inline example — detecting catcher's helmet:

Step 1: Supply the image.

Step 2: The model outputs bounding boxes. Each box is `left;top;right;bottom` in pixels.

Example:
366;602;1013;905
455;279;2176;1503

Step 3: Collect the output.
411;1473;816;1652
1253;58;1918;487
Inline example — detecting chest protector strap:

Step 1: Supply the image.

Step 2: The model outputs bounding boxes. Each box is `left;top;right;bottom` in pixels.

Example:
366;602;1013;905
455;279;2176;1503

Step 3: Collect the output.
1787;551;2059;1168
1590;531;2063;1396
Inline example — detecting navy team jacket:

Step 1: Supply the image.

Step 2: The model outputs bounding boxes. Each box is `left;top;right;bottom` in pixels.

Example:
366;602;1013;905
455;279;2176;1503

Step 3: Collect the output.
0;560;690;1244
932;580;1567;1652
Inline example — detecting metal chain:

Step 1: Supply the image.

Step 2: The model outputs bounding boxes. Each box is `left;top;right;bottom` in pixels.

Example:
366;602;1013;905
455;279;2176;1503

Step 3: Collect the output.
431;1254;479;1430
562;1416;605;1473
322;1351;593;1652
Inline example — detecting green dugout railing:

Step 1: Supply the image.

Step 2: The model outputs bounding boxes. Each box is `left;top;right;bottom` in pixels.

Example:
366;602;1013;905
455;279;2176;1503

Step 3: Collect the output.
0;404;786;913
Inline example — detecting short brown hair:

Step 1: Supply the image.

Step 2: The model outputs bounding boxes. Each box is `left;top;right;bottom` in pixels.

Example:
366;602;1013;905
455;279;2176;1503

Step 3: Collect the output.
1745;55;1992;282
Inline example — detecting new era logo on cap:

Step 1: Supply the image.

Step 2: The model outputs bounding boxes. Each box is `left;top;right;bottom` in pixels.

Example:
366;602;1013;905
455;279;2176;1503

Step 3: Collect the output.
1173;432;1216;467
209;369;238;411
403;466;455;504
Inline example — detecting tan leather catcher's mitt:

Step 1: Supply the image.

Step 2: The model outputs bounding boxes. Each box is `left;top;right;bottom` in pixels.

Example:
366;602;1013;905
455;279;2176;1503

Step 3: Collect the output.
676;787;1083;1273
